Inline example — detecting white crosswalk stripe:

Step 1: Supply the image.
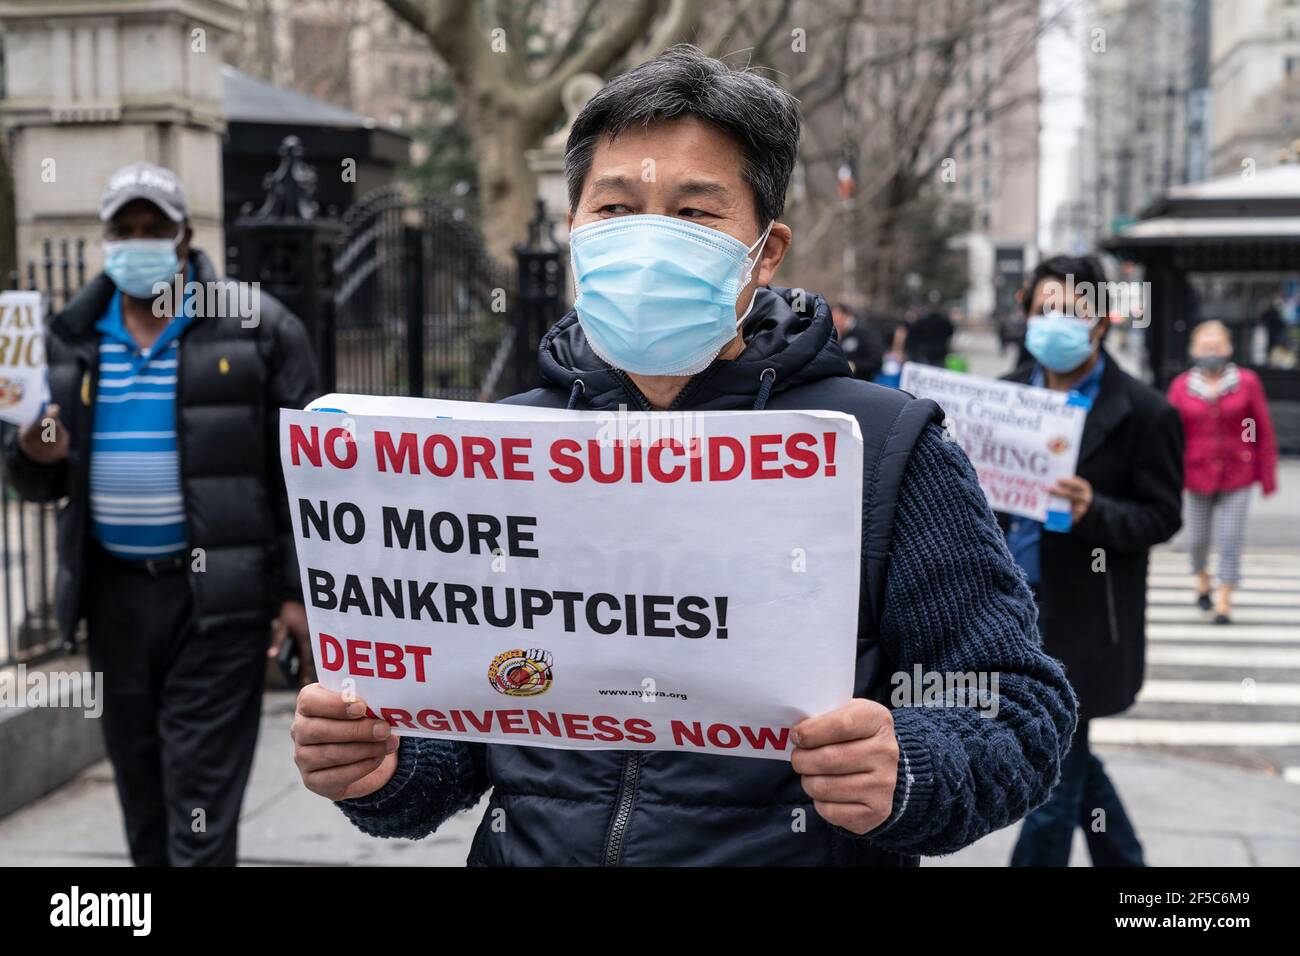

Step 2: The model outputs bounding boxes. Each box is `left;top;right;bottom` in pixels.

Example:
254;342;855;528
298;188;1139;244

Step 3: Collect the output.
1137;680;1300;705
1091;547;1300;767
1147;624;1300;643
1092;721;1300;746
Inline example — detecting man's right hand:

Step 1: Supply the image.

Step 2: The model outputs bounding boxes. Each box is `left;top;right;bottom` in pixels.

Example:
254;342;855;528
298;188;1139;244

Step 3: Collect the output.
292;683;400;801
18;404;70;464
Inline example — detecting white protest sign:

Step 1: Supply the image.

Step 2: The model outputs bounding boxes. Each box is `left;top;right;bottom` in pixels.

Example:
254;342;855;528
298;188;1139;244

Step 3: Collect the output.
281;394;864;761
0;291;47;427
900;363;1089;529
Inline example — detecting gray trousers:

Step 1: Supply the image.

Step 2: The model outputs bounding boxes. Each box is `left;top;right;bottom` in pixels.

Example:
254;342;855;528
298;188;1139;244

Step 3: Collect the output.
1187;487;1252;585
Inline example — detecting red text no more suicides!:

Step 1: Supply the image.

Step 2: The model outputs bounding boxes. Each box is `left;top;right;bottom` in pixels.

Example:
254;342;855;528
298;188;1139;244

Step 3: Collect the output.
287;424;840;484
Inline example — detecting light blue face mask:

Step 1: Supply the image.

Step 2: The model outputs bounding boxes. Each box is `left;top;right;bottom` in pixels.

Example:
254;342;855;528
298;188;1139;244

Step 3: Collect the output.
570;214;774;376
103;236;181;299
1025;310;1098;373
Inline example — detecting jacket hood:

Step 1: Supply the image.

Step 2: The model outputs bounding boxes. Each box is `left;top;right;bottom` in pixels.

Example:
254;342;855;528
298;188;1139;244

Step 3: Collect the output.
537;286;853;409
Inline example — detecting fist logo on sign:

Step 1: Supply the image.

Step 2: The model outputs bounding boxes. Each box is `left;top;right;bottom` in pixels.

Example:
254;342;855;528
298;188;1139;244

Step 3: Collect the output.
488;648;554;697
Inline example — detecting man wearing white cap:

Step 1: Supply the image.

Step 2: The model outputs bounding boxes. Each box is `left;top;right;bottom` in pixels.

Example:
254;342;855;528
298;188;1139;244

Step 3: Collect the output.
2;162;320;865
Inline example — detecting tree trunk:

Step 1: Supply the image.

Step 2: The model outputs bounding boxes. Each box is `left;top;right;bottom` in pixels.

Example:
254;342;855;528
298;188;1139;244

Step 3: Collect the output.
467;95;539;264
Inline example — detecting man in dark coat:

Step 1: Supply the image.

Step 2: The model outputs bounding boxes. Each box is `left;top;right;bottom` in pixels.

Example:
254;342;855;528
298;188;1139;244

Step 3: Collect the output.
905;292;955;366
1000;255;1184;867
290;45;1077;866
831;301;885;381
2;163;321;865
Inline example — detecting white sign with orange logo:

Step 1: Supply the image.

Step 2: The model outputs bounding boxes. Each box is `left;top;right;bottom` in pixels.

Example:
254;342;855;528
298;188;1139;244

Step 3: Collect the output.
900;363;1088;528
0;291;47;427
280;394;864;760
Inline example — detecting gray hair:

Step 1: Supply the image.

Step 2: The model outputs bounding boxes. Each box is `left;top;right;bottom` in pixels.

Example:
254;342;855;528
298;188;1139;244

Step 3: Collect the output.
564;44;800;227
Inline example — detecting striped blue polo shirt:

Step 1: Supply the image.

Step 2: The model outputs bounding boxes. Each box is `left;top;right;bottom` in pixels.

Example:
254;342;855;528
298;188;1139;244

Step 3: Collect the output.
89;283;196;559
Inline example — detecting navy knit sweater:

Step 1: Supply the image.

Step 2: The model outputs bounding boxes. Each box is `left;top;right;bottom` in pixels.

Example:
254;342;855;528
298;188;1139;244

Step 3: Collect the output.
337;424;1078;858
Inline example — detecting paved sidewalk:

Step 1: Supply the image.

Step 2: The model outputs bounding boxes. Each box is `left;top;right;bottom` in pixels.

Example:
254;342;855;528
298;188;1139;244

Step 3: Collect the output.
2;688;1298;866
935;747;1300;866
0;690;482;866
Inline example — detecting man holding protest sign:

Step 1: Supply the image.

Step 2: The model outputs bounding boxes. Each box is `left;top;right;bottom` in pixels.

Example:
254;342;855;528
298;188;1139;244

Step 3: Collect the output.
1001;255;1184;867
2;163;321;866
292;45;1077;866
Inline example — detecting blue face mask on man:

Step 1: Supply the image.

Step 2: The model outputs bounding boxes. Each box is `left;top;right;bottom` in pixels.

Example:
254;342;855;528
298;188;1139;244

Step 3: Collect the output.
1025;310;1098;374
570;214;774;377
103;235;182;299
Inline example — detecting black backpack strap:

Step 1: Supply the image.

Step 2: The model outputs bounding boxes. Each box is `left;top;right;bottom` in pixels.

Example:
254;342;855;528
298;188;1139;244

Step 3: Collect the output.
859;396;944;628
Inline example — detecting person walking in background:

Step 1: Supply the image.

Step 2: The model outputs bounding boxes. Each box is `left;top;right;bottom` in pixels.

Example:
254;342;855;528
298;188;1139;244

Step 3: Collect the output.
1260;290;1292;367
1167;320;1278;624
872;312;908;388
1001;254;1184;867
2;163;320;865
831;300;884;381
904;290;954;366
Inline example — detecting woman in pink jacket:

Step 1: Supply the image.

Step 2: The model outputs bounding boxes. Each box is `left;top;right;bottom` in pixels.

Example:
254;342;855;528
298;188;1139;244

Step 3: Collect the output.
1167;320;1279;623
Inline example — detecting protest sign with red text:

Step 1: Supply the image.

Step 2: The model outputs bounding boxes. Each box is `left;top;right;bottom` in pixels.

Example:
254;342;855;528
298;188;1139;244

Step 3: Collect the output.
279;395;863;760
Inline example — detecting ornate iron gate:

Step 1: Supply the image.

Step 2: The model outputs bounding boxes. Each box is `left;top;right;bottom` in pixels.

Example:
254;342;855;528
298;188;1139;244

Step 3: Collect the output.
332;186;521;401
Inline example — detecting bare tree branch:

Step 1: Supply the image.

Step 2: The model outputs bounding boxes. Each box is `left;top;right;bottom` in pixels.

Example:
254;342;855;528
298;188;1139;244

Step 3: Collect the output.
543;0;602;79
523;0;659;122
641;0;709;58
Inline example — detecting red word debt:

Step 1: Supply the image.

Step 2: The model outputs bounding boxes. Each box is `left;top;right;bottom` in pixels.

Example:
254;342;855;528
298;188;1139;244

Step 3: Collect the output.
318;632;432;681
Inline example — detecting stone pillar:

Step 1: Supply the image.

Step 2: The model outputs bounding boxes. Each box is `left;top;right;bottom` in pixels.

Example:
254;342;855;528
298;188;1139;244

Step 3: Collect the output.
0;0;242;278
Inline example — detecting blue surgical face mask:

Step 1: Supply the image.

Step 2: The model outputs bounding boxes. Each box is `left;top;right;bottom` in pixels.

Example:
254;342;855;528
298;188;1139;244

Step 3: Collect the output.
103;236;181;299
1025;310;1098;373
570;214;774;376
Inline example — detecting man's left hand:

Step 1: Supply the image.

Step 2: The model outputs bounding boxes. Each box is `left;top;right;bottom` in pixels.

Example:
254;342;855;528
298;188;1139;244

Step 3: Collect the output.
271;600;315;686
791;698;899;835
1051;475;1094;522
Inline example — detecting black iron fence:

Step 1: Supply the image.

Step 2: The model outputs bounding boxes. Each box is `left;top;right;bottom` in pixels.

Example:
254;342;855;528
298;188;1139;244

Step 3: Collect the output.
227;138;562;402
328;185;517;400
1;239;86;666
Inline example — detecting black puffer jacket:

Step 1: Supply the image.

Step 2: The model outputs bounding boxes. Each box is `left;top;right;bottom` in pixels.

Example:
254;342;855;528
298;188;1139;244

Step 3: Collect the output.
1;248;320;641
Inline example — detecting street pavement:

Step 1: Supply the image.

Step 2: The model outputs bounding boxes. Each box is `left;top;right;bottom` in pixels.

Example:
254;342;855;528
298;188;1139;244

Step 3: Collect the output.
0;325;1295;866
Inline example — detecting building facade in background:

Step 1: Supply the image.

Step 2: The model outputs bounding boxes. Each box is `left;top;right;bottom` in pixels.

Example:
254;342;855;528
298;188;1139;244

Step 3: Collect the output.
0;0;239;275
1055;0;1300;250
1080;0;1207;241
237;0;448;167
943;18;1041;324
1210;0;1300;174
